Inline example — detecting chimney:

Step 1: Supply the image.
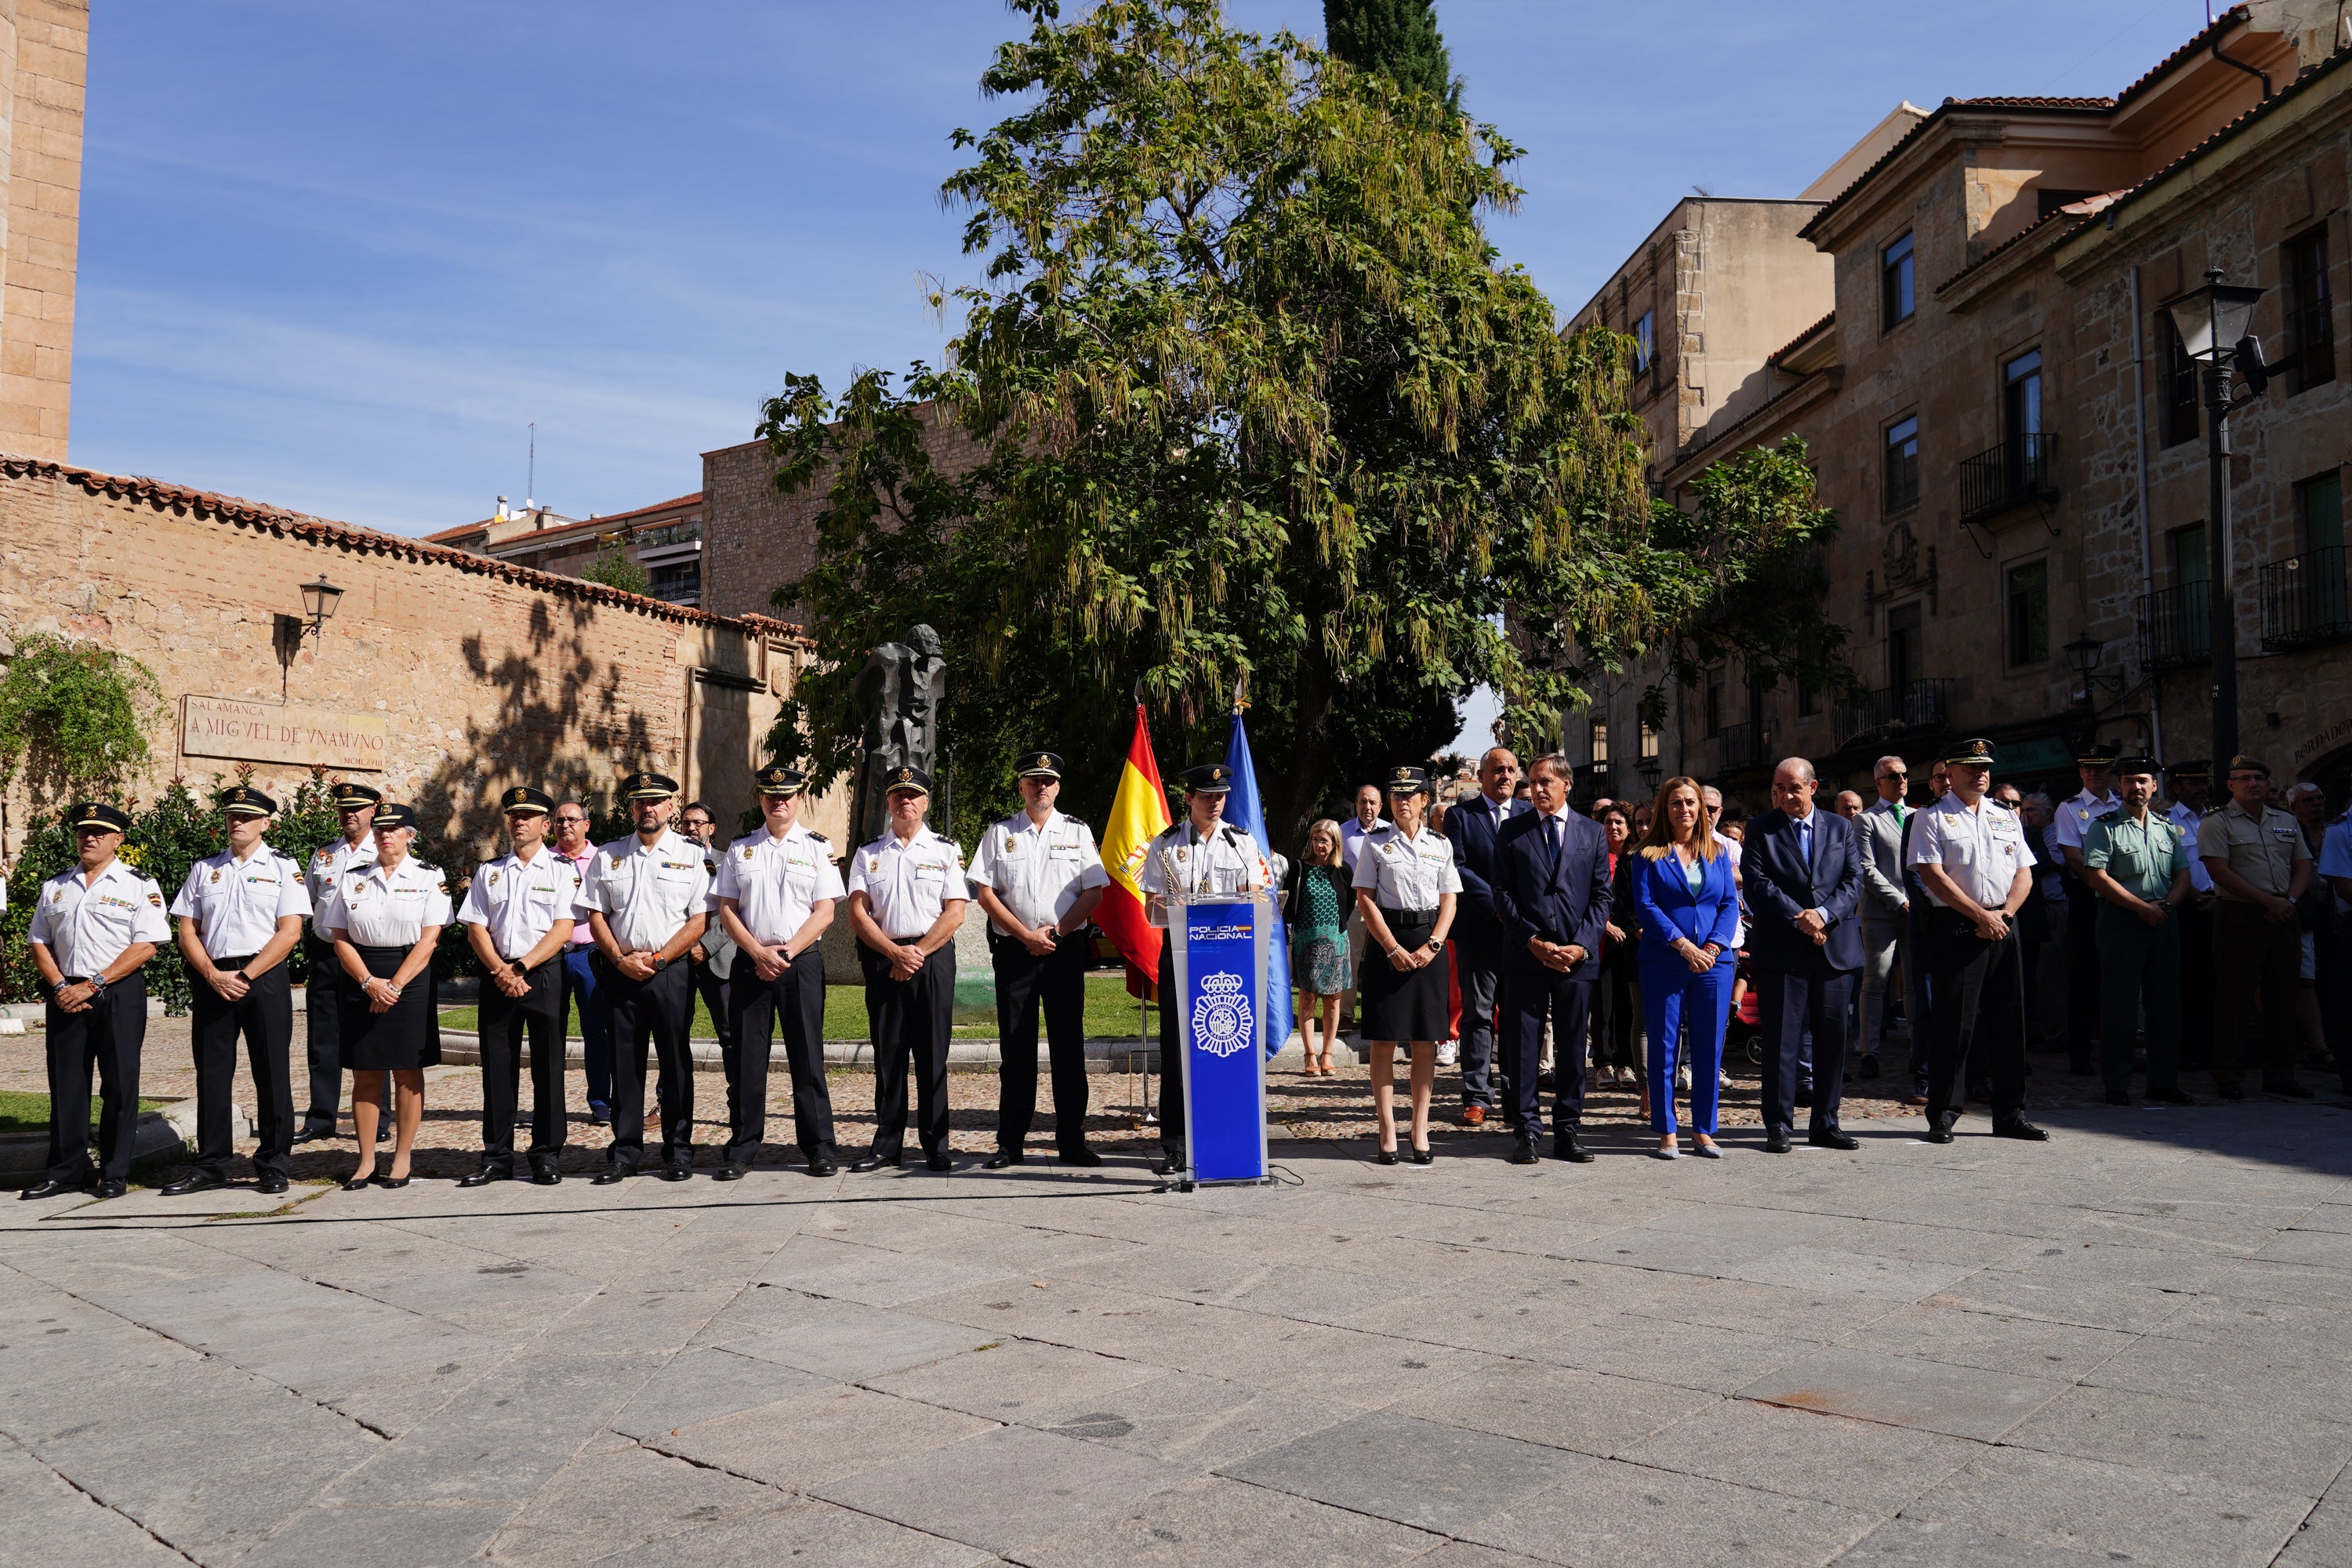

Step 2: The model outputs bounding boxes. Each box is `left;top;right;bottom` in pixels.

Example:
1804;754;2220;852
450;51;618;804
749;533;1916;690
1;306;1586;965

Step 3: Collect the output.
495;494;509;522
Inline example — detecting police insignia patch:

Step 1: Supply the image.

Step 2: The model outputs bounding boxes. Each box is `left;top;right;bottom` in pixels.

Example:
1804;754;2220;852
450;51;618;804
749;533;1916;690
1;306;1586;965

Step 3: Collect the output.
1190;971;1254;1058
210;869;221;884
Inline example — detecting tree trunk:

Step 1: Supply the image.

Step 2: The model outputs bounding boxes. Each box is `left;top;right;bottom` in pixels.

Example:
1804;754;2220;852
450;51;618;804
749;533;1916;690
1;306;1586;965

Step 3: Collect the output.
1275;645;1336;855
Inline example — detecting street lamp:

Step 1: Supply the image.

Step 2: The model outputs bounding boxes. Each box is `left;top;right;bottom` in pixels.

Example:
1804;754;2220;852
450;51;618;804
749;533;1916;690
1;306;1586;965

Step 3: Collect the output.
2159;269;2270;764
299;574;344;639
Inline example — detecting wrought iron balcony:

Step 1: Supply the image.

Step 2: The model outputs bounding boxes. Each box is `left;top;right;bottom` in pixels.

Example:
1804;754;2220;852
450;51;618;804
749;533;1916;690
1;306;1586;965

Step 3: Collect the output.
1832;678;1951;751
1715;722;1769;773
2137;585;2210;670
1958;432;2060;524
2259;546;2352;652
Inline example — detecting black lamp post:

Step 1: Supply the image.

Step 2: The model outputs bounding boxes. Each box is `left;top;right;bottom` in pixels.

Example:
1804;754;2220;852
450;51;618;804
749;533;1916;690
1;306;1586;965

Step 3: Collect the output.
299;573;344;638
2160;269;2267;765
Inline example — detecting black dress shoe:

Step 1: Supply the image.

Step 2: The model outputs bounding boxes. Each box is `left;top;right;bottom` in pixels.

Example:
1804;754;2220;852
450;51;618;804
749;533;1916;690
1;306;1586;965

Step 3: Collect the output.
924;1154;953;1173
1408;1147;1434;1166
2103;1089;2133;1106
1058;1148;1103;1167
711;1163;746;1181
256;1171;289;1196
1508;1136;1541;1166
20;1178;78;1200
457;1167;511;1189
1859;1054;1881;1080
804;1156;839;1178
1795;1085;1815;1109
378;1175;411;1189
94;1178;127;1199
2265;1077;2316;1098
1992;1119;2049;1141
531;1167;563;1185
1552;1132;1593;1163
1808;1128;1860;1152
2212;1079;2245;1100
983;1150;1025;1170
1763;1126;1793;1154
2149;1087;2197;1105
159;1171;227;1196
590;1164;634;1186
1375;1147;1399;1166
658;1162;694;1181
290;1125;334;1146
851;1152;898;1173
341;1172;376;1191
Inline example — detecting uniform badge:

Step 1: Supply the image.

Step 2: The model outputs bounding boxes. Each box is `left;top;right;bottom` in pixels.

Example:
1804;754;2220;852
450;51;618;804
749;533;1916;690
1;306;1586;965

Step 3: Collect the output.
1176;847;1189;862
1004;833;1017;853
868;855;880;873
148;893;163;906
742;847;754;860
488;870;501;885
209;868;222;884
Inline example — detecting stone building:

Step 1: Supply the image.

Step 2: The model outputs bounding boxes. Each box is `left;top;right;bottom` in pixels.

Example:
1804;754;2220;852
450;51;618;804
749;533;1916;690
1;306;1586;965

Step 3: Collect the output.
1568;8;2352;804
0;0;85;461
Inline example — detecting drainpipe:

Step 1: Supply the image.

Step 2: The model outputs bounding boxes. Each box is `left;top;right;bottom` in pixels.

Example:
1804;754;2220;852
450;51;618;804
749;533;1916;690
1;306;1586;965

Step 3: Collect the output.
2129;264;2164;761
2210;23;2273;101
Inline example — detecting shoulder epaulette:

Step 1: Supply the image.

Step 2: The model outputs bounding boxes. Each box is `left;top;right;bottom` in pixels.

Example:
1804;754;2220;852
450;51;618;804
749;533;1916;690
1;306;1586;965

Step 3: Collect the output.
1156;823;1184;840
1062;815;1087;828
807;830;829;843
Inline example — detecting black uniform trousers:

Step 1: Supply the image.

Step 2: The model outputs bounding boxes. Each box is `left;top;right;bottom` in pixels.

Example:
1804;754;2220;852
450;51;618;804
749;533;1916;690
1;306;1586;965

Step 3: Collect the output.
45;971;147;1185
1500;964;1593;1140
596;955;695;1169
992;932;1091;1156
1756;966;1854;1134
477;956;567;1171
1922;907;2028;1128
693;956;735;1054
724;946;833;1164
2176;898;2216;1070
188;960;296;1178
1156;931;1188;1165
302;935;344;1129
2211;902;2302;1088
864;943;953;1161
2061;872;2102;1069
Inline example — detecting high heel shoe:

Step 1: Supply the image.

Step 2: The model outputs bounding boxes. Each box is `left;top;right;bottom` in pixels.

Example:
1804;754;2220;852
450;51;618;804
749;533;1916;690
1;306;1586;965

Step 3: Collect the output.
1407;1146;1434;1167
1375;1145;1399;1166
342;1172;375;1191
376;1171;411;1189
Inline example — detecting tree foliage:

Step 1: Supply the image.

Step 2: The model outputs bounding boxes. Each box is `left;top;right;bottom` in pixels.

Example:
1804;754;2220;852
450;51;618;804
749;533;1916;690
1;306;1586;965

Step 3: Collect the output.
1323;0;1459;111
0;633;163;797
581;543;650;597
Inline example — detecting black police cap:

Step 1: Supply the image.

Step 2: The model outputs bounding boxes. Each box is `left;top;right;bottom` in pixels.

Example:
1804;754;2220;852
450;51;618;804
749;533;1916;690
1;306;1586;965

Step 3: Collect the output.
2073;742;2122;768
219;786;276;818
2112;755;2161;779
69;802;130;833
1941;737;1997;768
884;765;932;796
499;786;554;816
1385;764;1431;795
1180;763;1232;794
330;782;383;810
372;803;419;832
755;764;808;797
1014;750;1065;779
621;771;679;801
2167;759;2209;780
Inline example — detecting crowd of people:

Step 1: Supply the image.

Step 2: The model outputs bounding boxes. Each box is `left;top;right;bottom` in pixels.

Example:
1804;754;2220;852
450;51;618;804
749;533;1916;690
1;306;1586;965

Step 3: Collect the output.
18;733;2348;1200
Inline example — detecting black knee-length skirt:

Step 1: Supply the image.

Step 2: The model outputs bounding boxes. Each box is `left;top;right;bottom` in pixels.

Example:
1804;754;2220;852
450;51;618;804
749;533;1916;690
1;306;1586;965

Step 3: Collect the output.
1359;909;1450;1042
338;945;442;1072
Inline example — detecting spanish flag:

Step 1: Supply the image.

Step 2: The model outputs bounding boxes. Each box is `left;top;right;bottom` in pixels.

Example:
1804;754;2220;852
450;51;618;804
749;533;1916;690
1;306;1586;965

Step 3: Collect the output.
1098;699;1171;986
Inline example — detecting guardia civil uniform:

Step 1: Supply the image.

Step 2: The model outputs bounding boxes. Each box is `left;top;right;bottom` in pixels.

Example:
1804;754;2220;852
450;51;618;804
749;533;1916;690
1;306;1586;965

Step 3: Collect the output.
574;772;711;1181
967;751;1109;1166
315;804;452;1074
299;782;380;1138
1351;765;1463;1044
456;786;580;1184
1906;741;2042;1141
710;765;844;1175
165;787;310;1190
1137;763;1272;1174
2198;756;2314;1096
24;804;168;1196
2045;743;2122;1074
848;766;968;1171
2078;764;2190;1104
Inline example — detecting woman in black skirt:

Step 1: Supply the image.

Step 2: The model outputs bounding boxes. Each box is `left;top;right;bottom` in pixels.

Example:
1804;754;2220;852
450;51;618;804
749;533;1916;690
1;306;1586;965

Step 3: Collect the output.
319;804;450;1189
1351;765;1460;1164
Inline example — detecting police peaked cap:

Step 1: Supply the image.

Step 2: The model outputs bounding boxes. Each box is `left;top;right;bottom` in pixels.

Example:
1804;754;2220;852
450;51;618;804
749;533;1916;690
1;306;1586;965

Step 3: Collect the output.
219;786;276;818
1385;765;1431;795
1941;737;1997;768
620;771;679;801
330;782;383;810
1014;751;1065;779
372;802;419;832
499;786;554;816
884;765;932;796
755;764;808;797
69;802;131;833
2111;755;2161;778
1180;764;1232;794
2073;742;2122;768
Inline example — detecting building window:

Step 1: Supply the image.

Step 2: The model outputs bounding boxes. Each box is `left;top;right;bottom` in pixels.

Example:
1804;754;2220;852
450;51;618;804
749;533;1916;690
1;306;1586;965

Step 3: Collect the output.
2005;559;2049;667
1590;720;1610;764
1704;674;1725;738
647;561;702;606
2303;471;2344;555
1639;720;1659;760
1797;680;1818;718
1883;416;1920;513
2003;349;2042;443
2285;225;2336;393
1886;601;1923;691
2169;522;2207;587
1881;233;1915;330
2155;310;2200;447
1632;311;1654;376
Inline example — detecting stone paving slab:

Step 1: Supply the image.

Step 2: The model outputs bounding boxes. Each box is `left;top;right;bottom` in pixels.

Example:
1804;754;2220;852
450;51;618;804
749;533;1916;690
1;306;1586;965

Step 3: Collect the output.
1737;1345;2068;1441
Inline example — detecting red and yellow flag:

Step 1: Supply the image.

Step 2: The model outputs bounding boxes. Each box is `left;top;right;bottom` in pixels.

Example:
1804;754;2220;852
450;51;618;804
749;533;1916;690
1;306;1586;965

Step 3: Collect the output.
1098;700;1171;987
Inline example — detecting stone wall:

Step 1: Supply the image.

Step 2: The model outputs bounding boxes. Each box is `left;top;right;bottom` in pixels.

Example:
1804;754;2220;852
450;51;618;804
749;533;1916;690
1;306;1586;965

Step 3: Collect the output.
0;0;85;460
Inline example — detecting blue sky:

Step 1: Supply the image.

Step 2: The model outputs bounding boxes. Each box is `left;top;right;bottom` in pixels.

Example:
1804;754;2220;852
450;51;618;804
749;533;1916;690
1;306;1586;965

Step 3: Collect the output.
78;1;2221;540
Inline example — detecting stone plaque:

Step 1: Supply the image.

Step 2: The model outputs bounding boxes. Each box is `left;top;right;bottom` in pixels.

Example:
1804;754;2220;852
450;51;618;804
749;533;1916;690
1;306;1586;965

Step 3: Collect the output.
181;695;389;773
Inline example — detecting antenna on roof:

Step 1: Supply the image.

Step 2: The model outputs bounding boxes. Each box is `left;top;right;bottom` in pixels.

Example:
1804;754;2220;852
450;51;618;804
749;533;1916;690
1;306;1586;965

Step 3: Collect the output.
526;420;537;511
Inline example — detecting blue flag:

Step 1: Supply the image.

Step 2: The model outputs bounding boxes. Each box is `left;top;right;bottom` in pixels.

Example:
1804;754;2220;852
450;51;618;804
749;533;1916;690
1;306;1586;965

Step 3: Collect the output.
1223;709;1294;1061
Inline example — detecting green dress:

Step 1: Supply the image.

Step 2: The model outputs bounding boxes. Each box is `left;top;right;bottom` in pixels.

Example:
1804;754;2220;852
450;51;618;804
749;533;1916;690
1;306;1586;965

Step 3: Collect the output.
1290;864;1353;995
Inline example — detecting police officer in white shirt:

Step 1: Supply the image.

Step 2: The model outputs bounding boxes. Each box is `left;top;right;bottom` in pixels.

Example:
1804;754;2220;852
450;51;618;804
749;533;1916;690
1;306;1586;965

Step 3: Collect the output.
297;782;380;1143
712;764;844;1179
22;803;169;1200
162;786;311;1196
2045;742;2122;1075
457;786;579;1187
968;750;1109;1169
1138;762;1272;1178
1907;739;2047;1145
847;765;968;1172
576;771;710;1185
1352;765;1462;1166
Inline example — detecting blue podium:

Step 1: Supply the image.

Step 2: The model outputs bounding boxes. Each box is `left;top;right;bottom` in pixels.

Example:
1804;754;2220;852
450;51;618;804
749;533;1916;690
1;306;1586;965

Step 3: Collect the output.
1167;890;1273;1189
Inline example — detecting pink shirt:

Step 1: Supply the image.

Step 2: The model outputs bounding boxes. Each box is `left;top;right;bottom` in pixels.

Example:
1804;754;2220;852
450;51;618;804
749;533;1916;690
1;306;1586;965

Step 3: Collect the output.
554;844;597;943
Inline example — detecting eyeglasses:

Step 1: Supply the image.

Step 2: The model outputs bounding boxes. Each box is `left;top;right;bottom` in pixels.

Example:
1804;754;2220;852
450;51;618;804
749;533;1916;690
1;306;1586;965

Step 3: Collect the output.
1878;770;1908;779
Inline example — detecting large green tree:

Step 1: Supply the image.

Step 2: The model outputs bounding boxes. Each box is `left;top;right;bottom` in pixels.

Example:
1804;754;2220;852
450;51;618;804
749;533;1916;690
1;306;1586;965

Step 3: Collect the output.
1323;0;1459;111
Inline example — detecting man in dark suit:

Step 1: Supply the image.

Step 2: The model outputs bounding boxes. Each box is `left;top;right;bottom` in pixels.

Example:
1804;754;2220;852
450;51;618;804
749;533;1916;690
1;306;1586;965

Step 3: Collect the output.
1490;753;1612;1166
1446;746;1525;1128
1745;757;1866;1152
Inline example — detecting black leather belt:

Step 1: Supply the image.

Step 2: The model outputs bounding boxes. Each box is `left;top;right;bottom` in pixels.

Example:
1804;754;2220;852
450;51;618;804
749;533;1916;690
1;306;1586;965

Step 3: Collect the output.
212;954;258;967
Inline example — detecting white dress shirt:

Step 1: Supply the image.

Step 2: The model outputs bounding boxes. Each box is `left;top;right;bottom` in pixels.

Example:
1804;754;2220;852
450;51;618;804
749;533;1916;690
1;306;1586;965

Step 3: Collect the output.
2167;800;2216;895
575;829;712;953
967;809;1108;935
307;833;376;938
712;822;844;946
1138;819;1270;928
457;844;583;962
1351;822;1463;910
2046;786;2121;855
317;854;452;947
30;858;169;976
1908;791;2033;909
169;843;311;957
848;828;969;939
1338;815;1392;871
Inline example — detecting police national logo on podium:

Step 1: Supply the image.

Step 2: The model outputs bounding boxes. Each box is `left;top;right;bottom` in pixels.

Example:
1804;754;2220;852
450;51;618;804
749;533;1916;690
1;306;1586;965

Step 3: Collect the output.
1191;971;1254;1058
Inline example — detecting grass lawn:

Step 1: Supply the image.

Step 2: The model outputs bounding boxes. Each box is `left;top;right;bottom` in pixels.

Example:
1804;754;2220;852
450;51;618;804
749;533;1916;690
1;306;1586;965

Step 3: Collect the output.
440;970;1167;1042
0;1090;170;1135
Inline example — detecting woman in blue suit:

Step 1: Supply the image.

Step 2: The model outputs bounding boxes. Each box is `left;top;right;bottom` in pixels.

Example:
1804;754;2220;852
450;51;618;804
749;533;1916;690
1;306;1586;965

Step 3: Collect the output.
1632;776;1740;1160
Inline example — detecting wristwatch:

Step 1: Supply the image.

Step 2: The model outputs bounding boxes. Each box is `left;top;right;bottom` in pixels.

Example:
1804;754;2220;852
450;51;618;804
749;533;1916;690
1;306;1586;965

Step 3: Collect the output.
651;955;669;972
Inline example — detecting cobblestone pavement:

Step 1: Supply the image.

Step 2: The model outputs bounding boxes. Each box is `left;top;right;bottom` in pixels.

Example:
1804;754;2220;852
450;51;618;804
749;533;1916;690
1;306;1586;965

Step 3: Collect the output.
5;1022;2350;1567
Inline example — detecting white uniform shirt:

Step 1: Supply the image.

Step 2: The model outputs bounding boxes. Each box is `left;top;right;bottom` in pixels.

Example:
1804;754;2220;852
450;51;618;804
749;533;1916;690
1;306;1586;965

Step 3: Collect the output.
711;822;844;946
29;858;169;976
575;829;711;953
1138;819;1271;928
457;845;583;963
1908;791;2034;909
2047;786;2121;855
967;810;1108;935
169;844;310;958
1722;835;1747;949
848;828;969;940
2168;800;2216;895
1350;822;1464;910
307;833;376;938
318;855;452;947
1338;815;1391;871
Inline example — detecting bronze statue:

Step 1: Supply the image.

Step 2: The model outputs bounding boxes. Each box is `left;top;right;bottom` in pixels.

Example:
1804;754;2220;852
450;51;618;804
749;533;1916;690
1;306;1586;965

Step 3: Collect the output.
850;625;947;844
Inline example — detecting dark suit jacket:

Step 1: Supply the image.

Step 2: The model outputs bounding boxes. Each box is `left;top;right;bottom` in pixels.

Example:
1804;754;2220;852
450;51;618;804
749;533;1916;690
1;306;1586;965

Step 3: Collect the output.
1744;807;1864;975
1447;793;1526;947
1490;809;1613;976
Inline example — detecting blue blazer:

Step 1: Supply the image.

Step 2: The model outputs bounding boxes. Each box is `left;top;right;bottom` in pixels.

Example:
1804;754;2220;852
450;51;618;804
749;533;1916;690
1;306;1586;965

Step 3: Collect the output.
1744;807;1865;975
1490;809;1612;976
1447;793;1527;946
1630;848;1742;966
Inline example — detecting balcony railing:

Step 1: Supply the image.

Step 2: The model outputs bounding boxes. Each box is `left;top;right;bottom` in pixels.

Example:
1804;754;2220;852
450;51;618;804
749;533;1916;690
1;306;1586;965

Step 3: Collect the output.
1958;432;2060;524
1833;678;1951;751
2138;584;2210;670
2259;546;2352;651
1715;722;1769;773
